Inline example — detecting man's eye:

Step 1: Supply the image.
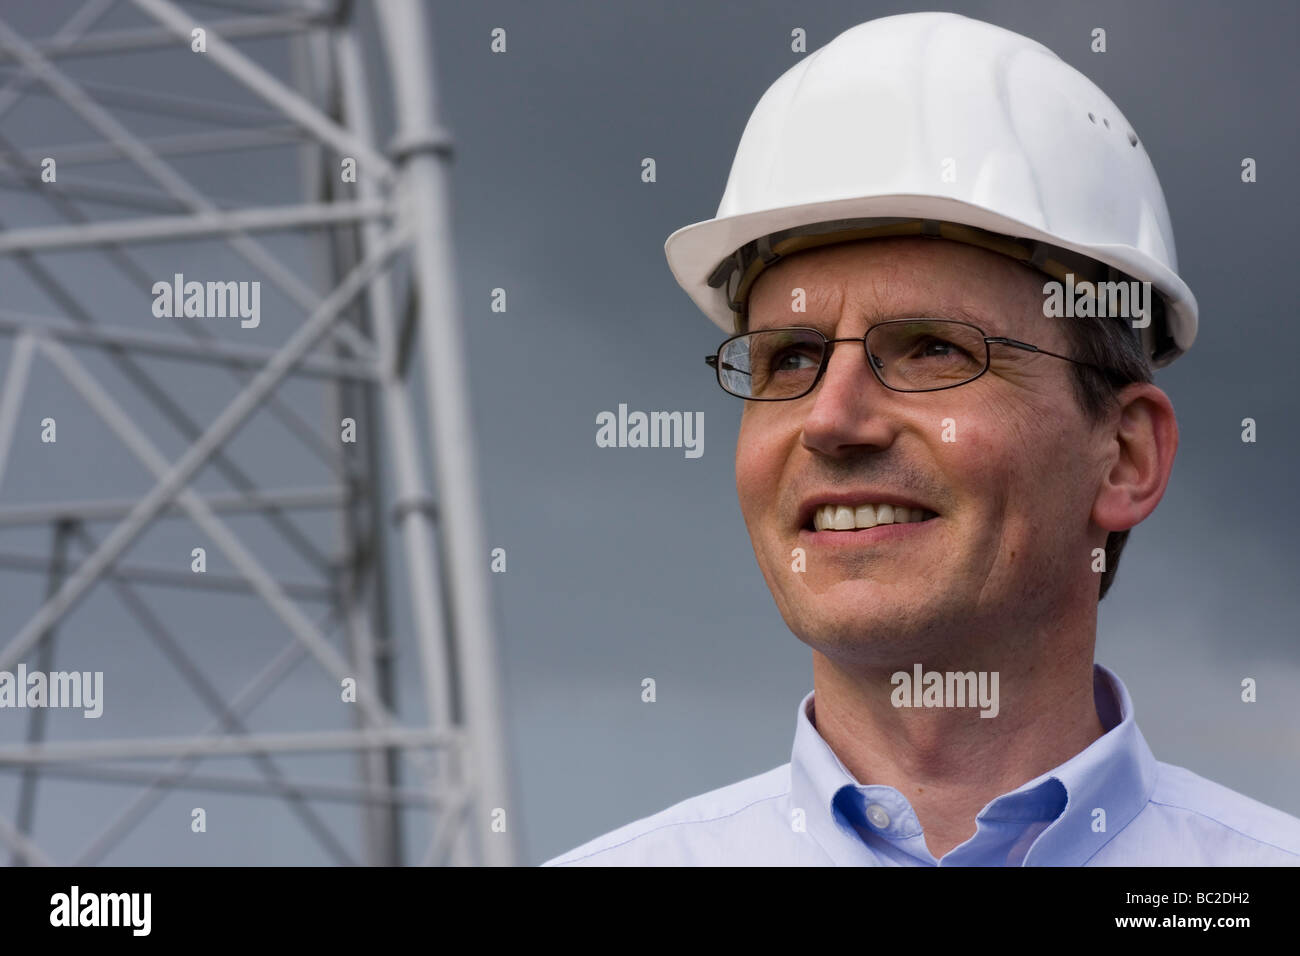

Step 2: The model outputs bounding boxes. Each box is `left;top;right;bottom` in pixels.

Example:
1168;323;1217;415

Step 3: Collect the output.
771;349;819;371
914;337;971;360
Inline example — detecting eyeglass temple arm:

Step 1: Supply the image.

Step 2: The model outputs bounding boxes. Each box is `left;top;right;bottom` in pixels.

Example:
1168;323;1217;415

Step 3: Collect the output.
705;355;752;377
984;336;1103;372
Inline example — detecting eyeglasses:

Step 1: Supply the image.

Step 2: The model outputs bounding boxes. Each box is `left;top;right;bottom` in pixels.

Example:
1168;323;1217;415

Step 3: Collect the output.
705;318;1111;401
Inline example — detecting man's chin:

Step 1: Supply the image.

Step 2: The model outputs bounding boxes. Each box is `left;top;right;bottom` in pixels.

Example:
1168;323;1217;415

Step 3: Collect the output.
785;566;942;601
782;600;967;663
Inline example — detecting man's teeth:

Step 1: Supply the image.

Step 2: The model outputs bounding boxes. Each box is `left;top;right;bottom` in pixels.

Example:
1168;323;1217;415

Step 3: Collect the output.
812;503;936;531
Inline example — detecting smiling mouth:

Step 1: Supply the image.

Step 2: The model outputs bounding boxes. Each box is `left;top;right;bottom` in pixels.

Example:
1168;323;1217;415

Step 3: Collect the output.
807;503;938;532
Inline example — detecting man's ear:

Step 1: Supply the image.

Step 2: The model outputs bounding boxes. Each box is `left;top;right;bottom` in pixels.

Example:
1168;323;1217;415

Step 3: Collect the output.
1092;382;1179;533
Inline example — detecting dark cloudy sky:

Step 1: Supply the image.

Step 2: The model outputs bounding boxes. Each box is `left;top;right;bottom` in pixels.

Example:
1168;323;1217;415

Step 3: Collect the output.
0;0;1295;866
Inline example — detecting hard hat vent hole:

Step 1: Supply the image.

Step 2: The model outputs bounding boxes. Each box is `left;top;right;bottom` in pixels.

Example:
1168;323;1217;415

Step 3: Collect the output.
1128;130;1138;147
1087;112;1095;123
1102;117;1110;128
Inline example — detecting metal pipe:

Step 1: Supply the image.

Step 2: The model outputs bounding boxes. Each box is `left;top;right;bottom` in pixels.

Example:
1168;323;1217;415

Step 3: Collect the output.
0;65;287;126
0;199;390;254
0;727;462;764
0;0;115;125
294;13;403;865
0;173;249;214
0;332;35;491
0;485;349;526
0;127;361;488
334;14;461;864
0;761;451;808
75;623;314;864
0;14;325;64
375;0;521;867
0;312;378;382
1;233;415;744
128;0;394;181
71;523;357;866
17;125;303;166
0;813;54;866
12;521;74;866
0;549;332;600
0;14;376;360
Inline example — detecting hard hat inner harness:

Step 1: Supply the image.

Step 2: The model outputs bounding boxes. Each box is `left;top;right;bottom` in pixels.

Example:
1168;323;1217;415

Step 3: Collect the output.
706;217;1176;365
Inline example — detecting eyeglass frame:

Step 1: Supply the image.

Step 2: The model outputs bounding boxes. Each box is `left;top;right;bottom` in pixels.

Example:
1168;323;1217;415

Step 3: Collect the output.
704;318;1120;401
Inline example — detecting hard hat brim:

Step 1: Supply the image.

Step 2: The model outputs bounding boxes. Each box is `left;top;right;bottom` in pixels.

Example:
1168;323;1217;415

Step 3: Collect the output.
664;194;1197;368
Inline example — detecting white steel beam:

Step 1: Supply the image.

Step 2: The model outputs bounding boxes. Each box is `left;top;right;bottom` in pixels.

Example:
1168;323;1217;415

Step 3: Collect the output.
0;762;450;808
0;14;376;360
129;0;395;181
0;332;35;492
0;727;461;764
0;485;348;526
0;13;326;64
0;199;390;253
0;549;332;601
76;522;358;866
0;67;287;125
0;227;407;686
0;171;250;214
0;311;379;382
0;812;55;866
14;270;414;740
17;125;302;165
0;0;116;123
332;16;460;864
75;625;314;864
376;0;521;867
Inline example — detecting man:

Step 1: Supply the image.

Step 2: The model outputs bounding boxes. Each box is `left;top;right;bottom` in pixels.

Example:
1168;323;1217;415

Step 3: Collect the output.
545;12;1300;865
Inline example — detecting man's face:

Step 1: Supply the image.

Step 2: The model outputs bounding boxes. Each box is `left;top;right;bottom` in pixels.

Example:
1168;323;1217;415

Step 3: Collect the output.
735;237;1112;666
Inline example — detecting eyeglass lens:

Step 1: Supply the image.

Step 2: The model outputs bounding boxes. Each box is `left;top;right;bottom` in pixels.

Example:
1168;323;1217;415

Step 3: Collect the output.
716;320;988;398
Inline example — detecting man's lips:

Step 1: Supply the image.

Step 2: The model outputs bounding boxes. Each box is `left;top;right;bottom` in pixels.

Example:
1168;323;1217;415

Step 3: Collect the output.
798;518;937;547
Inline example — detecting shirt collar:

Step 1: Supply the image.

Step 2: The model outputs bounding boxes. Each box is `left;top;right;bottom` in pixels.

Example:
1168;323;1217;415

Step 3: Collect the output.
789;662;1158;865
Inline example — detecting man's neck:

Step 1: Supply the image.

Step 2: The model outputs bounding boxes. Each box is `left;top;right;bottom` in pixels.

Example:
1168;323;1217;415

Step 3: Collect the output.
808;623;1106;860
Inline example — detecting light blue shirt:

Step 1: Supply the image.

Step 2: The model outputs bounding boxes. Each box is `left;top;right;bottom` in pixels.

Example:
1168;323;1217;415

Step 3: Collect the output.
544;664;1300;866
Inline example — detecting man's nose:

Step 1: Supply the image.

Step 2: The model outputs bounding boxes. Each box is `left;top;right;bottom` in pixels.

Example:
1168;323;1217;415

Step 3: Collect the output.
799;339;898;454
817;337;884;400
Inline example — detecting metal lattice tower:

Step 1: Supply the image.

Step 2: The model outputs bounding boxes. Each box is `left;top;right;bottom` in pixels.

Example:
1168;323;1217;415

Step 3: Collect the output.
0;0;518;866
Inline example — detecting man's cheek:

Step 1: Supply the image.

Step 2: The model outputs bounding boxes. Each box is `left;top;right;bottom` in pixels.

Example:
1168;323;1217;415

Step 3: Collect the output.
933;415;1003;491
736;448;784;527
934;419;1025;553
943;404;1051;483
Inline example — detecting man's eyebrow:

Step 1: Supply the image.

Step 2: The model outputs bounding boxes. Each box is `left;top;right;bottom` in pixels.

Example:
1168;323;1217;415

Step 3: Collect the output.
942;303;1001;330
748;303;1002;332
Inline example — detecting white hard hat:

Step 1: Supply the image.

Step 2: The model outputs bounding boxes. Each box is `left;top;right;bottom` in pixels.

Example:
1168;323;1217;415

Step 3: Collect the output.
663;12;1197;367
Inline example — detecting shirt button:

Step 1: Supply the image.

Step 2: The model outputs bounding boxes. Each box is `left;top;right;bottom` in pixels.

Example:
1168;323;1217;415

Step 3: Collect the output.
865;803;891;829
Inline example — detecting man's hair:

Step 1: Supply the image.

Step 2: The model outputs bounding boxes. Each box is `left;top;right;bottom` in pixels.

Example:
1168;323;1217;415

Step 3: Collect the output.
734;251;1155;603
